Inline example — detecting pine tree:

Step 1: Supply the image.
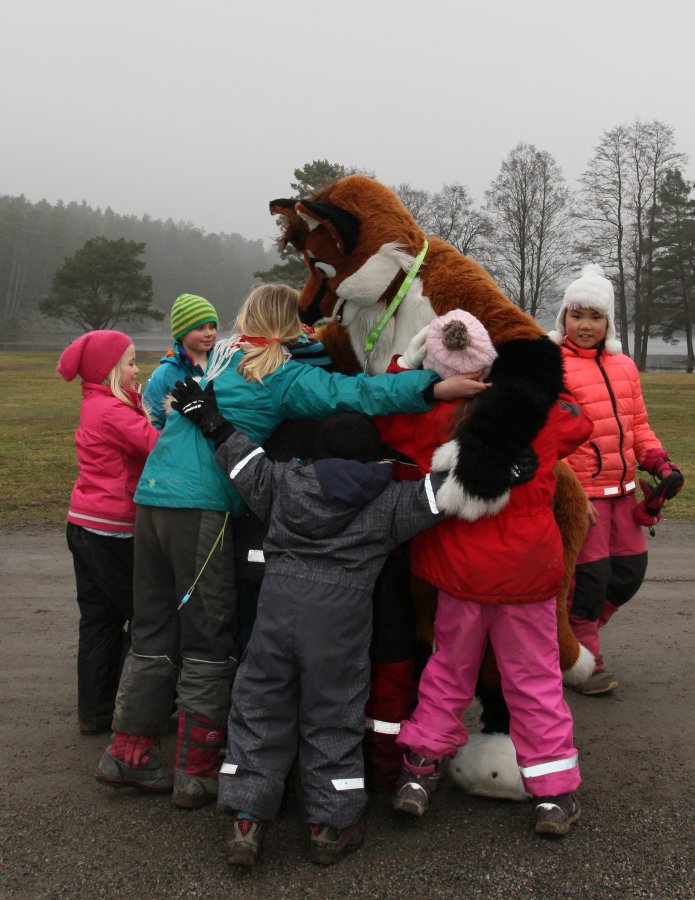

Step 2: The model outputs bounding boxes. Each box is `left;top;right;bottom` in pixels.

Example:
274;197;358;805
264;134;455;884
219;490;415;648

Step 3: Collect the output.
40;237;162;331
652;169;695;371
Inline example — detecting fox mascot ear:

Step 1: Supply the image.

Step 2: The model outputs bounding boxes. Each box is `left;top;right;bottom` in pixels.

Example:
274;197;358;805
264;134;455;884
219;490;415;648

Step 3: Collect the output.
269;198;359;255
295;201;360;255
269;198;309;252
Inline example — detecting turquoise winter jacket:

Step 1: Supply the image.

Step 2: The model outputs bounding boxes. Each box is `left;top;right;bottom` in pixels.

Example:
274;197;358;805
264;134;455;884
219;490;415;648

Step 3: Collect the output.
142;343;209;429
134;350;439;513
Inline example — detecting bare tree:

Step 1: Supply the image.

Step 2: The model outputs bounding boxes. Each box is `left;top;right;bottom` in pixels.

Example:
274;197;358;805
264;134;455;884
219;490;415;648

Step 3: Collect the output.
484;143;573;317
393;183;432;228
428;183;491;257
576;124;631;351
576;119;685;365
634;120;686;367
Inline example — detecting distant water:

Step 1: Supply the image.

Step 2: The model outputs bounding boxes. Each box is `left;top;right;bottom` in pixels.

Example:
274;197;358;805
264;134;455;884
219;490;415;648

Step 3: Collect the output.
0;332;690;371
0;331;230;354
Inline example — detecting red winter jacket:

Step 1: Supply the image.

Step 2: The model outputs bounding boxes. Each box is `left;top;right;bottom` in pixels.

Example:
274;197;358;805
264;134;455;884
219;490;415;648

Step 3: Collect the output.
559;340;662;499
67;383;159;534
374;392;591;605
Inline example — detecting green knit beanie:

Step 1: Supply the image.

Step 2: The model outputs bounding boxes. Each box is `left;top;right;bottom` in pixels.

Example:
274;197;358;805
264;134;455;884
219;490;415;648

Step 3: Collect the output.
170;293;218;340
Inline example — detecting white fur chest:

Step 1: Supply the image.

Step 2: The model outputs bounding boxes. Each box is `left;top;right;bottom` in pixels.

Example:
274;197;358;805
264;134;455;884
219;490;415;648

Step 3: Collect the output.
335;242;437;374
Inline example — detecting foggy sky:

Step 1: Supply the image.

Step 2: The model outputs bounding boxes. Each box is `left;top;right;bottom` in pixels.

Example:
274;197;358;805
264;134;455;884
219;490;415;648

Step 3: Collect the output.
2;0;693;247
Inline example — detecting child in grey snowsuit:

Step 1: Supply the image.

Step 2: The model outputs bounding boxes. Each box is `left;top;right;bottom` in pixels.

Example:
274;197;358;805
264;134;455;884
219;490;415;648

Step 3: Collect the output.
171;376;537;867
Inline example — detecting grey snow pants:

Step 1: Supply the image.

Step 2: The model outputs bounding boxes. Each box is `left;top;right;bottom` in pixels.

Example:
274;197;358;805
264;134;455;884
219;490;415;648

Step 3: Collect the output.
218;572;372;828
112;506;238;735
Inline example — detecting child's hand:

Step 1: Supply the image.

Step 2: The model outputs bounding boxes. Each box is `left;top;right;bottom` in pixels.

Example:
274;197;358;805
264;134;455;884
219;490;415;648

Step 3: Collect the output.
640;449;685;500
171;377;222;433
632;478;668;528
399;325;431;369
434;373;491;401
171;376;236;448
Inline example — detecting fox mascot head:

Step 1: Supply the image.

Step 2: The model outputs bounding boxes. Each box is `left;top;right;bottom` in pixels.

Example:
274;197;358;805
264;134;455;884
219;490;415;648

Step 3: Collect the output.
271;175;546;376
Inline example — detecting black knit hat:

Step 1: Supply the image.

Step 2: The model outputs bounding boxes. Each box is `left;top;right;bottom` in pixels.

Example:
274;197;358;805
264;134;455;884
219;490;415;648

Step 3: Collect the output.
313;413;384;463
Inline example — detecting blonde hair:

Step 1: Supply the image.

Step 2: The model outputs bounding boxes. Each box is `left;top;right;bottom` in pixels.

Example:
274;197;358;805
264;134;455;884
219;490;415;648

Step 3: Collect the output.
104;355;152;422
204;283;304;383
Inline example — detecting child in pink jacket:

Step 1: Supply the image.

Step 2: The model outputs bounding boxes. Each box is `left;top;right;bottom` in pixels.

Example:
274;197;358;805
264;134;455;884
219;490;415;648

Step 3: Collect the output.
58;330;159;735
549;264;685;695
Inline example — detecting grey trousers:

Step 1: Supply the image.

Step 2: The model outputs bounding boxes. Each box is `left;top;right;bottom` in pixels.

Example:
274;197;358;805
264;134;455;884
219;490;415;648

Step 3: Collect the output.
218;573;371;828
112;506;238;735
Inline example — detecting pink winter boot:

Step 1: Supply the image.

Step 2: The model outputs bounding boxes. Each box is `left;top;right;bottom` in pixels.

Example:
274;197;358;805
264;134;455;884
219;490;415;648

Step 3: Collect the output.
95;732;173;792
568;613;619;695
171;711;226;809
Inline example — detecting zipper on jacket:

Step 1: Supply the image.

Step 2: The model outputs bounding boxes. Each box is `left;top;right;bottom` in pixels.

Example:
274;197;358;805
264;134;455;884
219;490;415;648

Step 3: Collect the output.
589;441;602;478
595;354;628;492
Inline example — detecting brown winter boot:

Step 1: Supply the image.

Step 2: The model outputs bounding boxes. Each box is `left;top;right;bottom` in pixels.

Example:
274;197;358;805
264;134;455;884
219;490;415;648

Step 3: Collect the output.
171;711;226;809
95;732;173;792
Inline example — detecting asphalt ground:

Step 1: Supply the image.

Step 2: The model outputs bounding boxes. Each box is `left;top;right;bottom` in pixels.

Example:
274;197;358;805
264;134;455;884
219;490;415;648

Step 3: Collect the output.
1;521;693;899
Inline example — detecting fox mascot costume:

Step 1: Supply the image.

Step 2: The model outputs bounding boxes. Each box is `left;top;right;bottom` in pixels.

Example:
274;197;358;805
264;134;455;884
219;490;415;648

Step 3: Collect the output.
269;175;592;799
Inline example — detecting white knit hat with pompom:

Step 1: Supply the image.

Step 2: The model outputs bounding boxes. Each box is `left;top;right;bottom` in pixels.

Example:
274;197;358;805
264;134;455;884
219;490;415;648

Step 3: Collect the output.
548;263;622;354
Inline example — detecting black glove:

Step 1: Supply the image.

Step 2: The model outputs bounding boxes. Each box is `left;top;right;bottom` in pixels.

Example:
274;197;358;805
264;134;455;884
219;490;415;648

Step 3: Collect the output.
171;376;235;448
508;446;539;487
639;449;685;501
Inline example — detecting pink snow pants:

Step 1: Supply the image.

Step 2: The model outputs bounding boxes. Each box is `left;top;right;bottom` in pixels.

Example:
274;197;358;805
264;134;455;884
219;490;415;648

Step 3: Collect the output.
569;494;649;669
398;591;580;797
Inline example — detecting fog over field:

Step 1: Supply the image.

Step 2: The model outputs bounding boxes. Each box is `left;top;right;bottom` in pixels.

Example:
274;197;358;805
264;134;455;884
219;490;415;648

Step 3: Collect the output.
1;0;693;242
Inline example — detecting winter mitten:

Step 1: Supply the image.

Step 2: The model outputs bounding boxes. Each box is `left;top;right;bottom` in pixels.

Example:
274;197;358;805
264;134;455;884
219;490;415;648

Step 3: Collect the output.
398;324;430;369
632;478;665;527
509;446;539;486
171;376;235;448
639;448;684;500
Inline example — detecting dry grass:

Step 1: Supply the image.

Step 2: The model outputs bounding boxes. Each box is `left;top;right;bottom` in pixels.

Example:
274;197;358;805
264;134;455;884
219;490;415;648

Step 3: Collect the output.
638;373;695;518
1;351;693;528
1;350;161;529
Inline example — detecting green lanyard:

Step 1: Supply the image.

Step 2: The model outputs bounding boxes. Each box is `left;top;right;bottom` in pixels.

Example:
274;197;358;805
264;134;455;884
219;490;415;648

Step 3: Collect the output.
363;240;429;370
178;512;229;610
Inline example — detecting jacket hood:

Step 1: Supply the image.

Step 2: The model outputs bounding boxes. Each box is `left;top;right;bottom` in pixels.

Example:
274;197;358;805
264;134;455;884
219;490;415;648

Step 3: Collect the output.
549;264;621;355
282;459;393;539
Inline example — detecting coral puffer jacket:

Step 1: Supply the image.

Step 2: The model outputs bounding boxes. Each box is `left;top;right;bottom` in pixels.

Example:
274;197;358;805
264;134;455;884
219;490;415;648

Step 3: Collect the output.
374;392;591;604
68;383;159;533
559;340;662;499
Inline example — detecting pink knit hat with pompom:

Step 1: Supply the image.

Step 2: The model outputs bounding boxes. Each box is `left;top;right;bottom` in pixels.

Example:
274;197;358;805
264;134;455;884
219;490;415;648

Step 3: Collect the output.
57;330;132;383
423;310;497;379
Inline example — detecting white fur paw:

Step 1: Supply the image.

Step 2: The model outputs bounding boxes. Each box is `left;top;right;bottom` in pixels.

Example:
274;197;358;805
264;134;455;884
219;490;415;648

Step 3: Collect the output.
449;733;530;801
431;439;459;472
562;642;596;687
435;471;510;522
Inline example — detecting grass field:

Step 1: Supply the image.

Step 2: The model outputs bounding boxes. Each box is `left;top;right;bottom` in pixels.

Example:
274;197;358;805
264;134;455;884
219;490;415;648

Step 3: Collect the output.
1;350;693;529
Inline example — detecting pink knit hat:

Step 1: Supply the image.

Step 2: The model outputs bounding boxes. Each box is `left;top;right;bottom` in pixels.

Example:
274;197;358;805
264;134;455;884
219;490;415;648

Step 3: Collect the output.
57;330;132;383
423;310;497;379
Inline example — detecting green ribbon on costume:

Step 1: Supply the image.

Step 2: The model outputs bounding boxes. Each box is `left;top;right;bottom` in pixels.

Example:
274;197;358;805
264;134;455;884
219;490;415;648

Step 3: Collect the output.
363;240;429;369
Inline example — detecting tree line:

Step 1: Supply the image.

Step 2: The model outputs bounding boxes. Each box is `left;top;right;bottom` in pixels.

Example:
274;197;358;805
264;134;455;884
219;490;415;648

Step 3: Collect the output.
259;120;694;372
0;196;278;332
3;118;692;370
